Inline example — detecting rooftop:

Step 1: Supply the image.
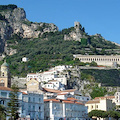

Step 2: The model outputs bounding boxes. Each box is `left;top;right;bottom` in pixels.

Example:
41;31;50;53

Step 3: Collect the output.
0;86;12;91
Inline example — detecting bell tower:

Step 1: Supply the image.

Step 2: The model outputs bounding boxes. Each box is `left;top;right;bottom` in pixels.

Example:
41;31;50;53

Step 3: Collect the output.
0;61;11;87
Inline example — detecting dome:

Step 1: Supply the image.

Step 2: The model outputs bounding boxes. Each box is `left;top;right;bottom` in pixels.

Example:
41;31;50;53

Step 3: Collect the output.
1;61;9;67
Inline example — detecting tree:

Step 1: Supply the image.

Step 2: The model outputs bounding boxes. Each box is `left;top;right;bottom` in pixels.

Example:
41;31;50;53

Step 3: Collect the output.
88;110;107;120
7;84;20;120
90;61;97;67
107;111;120;120
0;104;6;120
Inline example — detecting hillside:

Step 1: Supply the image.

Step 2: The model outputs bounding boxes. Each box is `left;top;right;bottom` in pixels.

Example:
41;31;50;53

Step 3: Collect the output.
0;4;120;89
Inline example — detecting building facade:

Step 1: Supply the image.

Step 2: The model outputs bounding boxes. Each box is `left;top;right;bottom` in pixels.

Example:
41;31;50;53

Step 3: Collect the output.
0;86;44;120
44;98;88;120
85;97;115;113
73;55;120;67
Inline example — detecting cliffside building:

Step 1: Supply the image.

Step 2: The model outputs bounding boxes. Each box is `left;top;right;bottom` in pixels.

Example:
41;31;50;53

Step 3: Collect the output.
73;54;120;67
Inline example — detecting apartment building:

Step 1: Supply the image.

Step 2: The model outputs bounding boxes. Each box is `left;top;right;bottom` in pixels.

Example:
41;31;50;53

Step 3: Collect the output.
0;86;44;120
44;97;88;120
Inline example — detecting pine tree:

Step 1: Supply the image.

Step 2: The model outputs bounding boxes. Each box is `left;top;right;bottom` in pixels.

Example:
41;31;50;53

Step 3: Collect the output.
7;84;20;120
0;104;6;120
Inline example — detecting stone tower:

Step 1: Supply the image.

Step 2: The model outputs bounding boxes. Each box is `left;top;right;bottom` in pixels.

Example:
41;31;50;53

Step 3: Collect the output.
74;21;82;32
0;61;11;87
74;21;82;41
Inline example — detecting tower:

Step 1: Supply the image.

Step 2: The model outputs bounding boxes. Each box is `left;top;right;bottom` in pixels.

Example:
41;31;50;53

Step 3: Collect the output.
0;61;11;87
74;21;82;32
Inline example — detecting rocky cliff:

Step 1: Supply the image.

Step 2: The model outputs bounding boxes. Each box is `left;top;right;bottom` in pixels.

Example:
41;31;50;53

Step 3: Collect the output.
0;5;58;54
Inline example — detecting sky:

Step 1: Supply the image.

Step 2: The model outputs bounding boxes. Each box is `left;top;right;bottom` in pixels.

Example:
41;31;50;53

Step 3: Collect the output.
0;0;120;44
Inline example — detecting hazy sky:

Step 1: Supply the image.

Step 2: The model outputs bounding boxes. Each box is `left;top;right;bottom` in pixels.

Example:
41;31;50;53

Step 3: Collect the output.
0;0;120;44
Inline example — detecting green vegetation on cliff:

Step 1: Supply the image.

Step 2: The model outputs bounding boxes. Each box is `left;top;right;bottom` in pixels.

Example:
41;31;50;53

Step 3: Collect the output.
4;28;120;77
81;69;120;86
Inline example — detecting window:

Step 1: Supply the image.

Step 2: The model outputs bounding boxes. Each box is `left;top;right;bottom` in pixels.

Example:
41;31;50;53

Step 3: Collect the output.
0;83;4;87
96;105;98;108
39;106;41;111
1;80;4;83
28;97;31;102
91;105;93;109
2;73;4;76
33;106;35;111
33;98;35;102
1;92;7;97
39;98;41;103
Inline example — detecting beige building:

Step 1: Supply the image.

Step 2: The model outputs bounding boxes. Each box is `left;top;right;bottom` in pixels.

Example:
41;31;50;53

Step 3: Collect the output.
0;61;11;88
26;78;43;93
73;54;120;67
85;97;116;113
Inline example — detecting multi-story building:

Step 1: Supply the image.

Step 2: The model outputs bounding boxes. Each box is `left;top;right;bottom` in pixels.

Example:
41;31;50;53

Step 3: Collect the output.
114;92;120;106
26;66;68;91
22;91;44;120
43;80;65;90
0;86;44;120
44;97;88;120
0;86;22;120
85;97;116;113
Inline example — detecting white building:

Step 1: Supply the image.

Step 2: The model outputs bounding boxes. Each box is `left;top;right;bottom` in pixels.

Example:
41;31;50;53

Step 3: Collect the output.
50;65;72;72
22;57;29;62
73;54;120;67
114;92;120;106
43;80;65;90
0;86;44;120
75;95;90;103
0;86;23;120
26;68;67;91
44;97;88;120
22;91;44;120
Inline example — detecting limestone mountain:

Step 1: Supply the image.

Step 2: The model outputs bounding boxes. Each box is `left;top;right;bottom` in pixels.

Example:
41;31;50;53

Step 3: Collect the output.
0;4;120;78
0;4;58;53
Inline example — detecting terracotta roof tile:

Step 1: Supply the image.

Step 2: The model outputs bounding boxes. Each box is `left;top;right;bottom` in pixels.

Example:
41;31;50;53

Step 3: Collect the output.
67;97;78;101
94;96;115;100
22;92;28;95
75;102;84;105
44;99;60;102
63;100;74;104
0;86;12;91
62;89;76;92
43;88;61;93
86;100;100;104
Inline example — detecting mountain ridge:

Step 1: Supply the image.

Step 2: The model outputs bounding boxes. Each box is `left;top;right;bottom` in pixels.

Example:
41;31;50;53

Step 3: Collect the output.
0;4;120;79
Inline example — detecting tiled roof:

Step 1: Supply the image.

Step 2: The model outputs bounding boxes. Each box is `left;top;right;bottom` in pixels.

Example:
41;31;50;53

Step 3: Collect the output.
75;102;84;105
62;89;76;92
22;92;28;95
94;96;115;100
44;99;60;102
86;100;100;104
43;88;61;93
67;97;79;101
0;86;12;91
44;98;84;105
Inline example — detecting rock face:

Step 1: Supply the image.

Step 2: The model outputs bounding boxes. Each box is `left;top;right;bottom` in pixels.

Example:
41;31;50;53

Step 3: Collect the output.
0;6;58;54
64;21;87;42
